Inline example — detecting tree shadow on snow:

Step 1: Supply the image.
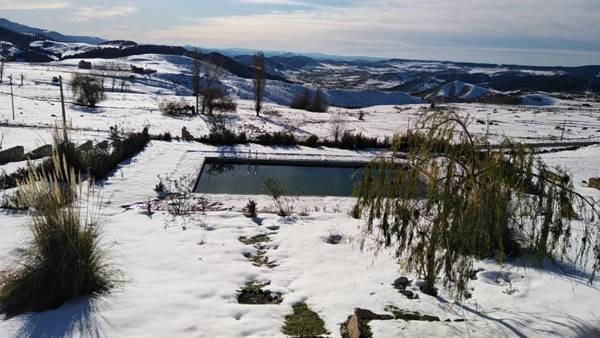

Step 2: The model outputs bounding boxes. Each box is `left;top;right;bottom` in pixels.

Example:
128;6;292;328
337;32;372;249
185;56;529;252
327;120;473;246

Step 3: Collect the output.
438;294;600;338
69;104;105;115
15;298;106;338
258;115;310;135
436;295;528;338
478;257;599;291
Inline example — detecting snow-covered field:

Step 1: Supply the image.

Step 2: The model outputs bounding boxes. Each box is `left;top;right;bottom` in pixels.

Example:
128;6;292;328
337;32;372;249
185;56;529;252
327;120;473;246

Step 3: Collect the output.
0;56;599;337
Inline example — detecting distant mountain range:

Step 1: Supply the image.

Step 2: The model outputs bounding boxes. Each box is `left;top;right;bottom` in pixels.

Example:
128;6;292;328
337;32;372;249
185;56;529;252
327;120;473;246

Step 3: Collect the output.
193;47;384;62
1;17;599;103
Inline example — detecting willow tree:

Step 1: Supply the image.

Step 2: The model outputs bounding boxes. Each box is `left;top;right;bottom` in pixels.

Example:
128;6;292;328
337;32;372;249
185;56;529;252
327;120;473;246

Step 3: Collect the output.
354;109;600;298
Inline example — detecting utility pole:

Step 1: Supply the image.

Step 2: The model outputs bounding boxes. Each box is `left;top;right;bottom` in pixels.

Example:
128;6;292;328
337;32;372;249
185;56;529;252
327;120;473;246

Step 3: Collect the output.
560;119;566;141
59;75;68;141
8;75;14;120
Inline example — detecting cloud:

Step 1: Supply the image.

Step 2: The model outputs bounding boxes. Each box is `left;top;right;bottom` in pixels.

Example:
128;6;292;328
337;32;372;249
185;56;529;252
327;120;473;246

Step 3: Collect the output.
73;5;138;22
146;0;600;56
237;0;307;4
0;0;69;10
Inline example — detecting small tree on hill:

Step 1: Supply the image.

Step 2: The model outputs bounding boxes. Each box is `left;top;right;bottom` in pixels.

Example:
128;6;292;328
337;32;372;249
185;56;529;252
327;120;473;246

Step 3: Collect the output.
71;73;106;107
290;88;311;110
202;87;236;115
290;88;328;112
201;61;223;115
354;109;600;299
0;44;8;84
253;51;267;117
309;88;328;112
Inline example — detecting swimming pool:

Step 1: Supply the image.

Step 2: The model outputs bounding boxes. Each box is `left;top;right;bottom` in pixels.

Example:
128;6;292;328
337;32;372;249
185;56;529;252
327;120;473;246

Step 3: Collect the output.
194;158;366;197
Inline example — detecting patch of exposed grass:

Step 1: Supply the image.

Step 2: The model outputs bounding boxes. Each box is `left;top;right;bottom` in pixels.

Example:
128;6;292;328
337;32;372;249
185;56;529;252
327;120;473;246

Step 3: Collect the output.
244;199;258;218
325;228;343;245
239;234;271;245
246;251;277;268
237;281;282;305
282;303;328;337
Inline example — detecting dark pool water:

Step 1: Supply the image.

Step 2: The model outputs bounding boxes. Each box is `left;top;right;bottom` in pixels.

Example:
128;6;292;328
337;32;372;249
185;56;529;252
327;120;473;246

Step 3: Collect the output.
194;160;365;196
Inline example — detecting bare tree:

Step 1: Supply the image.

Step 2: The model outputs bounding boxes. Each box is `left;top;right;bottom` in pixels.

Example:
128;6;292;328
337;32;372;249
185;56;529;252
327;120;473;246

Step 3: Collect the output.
252;50;266;117
102;61;127;92
119;79;129;93
200;60;223;115
0;44;8;84
191;48;203;115
203;87;237;116
328;111;346;143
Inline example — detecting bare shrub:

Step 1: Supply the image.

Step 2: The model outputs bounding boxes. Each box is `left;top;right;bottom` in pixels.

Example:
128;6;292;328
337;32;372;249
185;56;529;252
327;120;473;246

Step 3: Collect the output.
159;97;194;116
326;227;343;244
244;199;258;218
159;174;195;216
328;112;347;143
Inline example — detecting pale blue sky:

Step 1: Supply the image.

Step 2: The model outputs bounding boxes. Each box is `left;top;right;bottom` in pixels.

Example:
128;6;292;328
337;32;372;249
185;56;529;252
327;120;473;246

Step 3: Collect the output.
1;0;600;66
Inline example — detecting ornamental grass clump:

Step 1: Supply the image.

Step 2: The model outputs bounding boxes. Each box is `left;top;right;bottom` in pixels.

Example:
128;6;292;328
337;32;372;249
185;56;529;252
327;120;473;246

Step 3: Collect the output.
0;150;115;318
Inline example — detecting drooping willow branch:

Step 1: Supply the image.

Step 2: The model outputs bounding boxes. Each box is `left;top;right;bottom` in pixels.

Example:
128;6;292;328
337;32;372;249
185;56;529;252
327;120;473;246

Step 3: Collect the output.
354;109;600;299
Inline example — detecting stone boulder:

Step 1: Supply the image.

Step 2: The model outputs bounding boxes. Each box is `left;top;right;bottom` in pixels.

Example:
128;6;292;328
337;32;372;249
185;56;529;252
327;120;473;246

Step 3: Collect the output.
588;178;600;190
25;144;52;160
0;146;24;164
76;140;93;152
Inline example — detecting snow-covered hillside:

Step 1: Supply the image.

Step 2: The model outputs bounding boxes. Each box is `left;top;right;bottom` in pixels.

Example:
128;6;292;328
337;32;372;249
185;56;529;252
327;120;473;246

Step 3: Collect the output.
11;53;423;109
29;40;130;58
0;57;598;144
425;80;496;101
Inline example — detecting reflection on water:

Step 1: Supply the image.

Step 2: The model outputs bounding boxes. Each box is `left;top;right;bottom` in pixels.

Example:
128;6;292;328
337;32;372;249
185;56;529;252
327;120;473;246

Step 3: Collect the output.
195;162;364;196
205;163;235;176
